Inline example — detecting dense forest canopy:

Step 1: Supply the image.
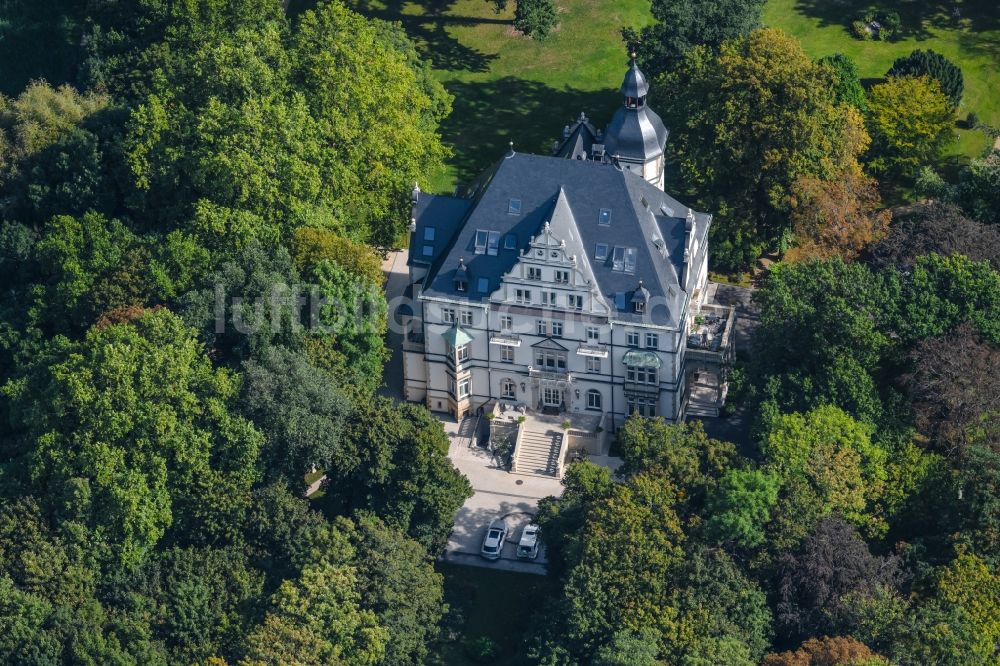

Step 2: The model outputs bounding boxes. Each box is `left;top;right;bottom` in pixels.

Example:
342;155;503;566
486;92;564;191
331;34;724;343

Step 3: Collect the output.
0;0;997;664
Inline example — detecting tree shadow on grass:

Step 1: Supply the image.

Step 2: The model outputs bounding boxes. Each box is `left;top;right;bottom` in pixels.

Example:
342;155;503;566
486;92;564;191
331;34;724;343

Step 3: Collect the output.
439;77;618;187
792;0;1000;40
294;0;501;73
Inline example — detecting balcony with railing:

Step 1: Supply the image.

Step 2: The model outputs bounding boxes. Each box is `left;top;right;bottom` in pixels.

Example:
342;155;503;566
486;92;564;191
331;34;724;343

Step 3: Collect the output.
686;304;736;363
527;366;573;383
489;333;522;347
575;343;608;358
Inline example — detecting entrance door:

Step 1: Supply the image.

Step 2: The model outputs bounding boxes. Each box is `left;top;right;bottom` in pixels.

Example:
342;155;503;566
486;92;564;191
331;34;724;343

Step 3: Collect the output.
542;387;562;408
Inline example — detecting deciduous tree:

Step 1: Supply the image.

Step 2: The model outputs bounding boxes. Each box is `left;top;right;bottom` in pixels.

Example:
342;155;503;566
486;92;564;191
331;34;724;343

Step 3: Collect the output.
865;76;954;178
788;171;890;261
625;0;765;78
659;29;869;268
4;308;262;569
818;53;867;111
887;49;964;108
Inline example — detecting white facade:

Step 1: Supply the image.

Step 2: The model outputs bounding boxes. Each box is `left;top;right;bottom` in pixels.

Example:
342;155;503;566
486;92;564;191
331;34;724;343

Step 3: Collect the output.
403;218;710;427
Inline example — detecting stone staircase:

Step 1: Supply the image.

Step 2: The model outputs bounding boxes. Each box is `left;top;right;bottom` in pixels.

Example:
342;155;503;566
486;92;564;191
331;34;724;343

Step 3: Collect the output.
513;429;564;477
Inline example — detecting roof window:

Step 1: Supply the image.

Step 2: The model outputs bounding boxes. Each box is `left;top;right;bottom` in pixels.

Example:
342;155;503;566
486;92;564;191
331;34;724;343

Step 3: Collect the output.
508;199;522;215
611;246;637;273
598;209;611;226
474;229;488;254
423;226;436;241
595;243;609;261
487;231;500;256
422;245;434;257
504;234;517;250
477;277;490;293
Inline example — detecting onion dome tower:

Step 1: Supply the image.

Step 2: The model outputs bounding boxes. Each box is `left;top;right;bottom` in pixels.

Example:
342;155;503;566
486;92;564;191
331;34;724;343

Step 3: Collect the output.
603;58;669;190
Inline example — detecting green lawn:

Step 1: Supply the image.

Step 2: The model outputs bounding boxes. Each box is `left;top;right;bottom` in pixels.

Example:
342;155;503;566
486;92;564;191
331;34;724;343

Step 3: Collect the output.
430;563;550;665
763;0;1000;159
319;0;653;192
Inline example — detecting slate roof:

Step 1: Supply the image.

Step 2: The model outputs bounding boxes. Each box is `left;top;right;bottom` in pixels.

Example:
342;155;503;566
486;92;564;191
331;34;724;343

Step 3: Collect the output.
410;193;474;265
411;152;710;328
553;113;601;160
620;60;650;98
603;104;668;164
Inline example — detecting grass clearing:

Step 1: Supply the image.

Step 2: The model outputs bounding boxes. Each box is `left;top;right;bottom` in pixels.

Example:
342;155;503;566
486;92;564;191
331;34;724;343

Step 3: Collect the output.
431;563;550;665
763;0;1000;159
310;0;654;192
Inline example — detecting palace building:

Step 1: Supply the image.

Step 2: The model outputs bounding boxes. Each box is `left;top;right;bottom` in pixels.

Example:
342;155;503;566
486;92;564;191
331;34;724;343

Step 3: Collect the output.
401;61;735;432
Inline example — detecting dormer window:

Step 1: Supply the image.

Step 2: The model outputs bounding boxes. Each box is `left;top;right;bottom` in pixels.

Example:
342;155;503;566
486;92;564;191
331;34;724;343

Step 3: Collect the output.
455;279;467;292
598;209;611;226
508;199;522;215
634;301;645;313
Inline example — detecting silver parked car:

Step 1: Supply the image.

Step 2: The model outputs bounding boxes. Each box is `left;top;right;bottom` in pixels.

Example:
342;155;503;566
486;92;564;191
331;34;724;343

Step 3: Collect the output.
516;524;540;559
480;518;508;560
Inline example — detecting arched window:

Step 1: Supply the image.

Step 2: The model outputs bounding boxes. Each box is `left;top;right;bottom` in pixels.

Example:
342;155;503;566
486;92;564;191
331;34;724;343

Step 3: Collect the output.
586;389;602;410
501;379;516;399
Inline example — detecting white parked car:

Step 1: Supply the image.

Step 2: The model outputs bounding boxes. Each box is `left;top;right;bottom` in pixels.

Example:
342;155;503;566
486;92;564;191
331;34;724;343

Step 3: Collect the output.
516;524;540;559
480;518;508;560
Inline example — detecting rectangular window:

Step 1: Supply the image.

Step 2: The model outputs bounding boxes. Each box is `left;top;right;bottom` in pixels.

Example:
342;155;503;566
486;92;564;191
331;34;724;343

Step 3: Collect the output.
534;350;567;370
508;199;522;215
645;333;659;349
458;379;470;398
626;331;639;347
477;277;490;293
460;310;473;326
541;291;557;306
586;357;601;372
487;231;500;256
629;397;657;417
587;390;602;409
536;320;547;336
612;246;625;271
456;344;469;362
500;346;514;363
551;322;563;338
598;208;611;226
500;315;512;331
624;247;637;273
474;229;488;254
586;326;600;342
423;226;435;241
527;267;542;280
568;295;583;310
422;245;434;257
555;270;570;284
515;289;531;304
595;243;608;261
626;366;658;384
442;308;456;324
504;234;517;249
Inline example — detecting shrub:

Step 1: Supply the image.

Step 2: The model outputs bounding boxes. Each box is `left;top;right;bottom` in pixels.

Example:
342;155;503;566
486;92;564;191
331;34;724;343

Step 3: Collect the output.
852;20;871;40
966;111;980;129
879;11;901;39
